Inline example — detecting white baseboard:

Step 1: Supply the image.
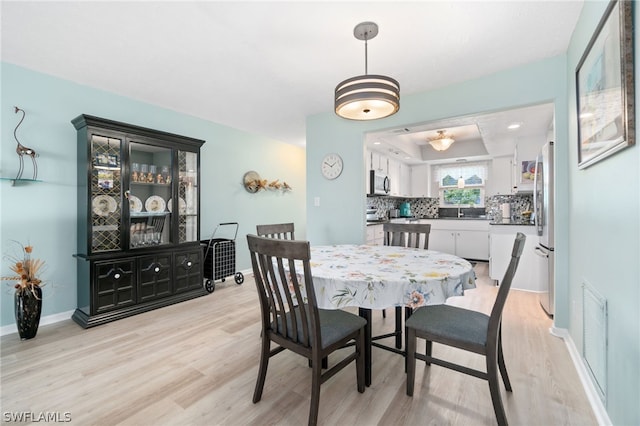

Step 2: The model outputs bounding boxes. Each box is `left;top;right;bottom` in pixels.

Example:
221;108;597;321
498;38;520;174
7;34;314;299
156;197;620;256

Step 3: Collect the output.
550;326;611;426
0;272;256;337
2;271;258;338
1;310;74;337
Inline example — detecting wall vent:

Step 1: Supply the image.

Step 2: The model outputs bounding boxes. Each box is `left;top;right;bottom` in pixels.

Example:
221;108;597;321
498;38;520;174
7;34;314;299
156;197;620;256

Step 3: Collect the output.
582;280;607;404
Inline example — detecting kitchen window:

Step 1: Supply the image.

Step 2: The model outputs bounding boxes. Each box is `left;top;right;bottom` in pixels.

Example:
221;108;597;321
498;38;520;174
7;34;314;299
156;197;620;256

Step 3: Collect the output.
433;162;488;207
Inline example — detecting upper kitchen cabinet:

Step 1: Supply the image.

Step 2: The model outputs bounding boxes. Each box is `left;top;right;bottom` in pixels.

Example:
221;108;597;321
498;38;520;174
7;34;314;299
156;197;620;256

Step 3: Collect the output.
369;150;387;173
399;163;412;197
410;164;430;197
487;156;514;196
388;157;400;196
487;136;548;196
387;160;411;197
512;139;546;193
366;149;412;197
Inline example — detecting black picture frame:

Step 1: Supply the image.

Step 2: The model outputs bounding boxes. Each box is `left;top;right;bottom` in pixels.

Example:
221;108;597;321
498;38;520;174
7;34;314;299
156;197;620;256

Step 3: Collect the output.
576;0;635;169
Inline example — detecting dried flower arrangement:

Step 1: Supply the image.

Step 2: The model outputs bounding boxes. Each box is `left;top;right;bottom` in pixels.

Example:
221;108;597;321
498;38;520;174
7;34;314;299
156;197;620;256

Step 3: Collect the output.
2;242;46;298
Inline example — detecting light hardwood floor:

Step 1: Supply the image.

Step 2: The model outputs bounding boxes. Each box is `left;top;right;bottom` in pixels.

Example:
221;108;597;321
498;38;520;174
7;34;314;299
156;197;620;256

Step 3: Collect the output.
1;263;597;425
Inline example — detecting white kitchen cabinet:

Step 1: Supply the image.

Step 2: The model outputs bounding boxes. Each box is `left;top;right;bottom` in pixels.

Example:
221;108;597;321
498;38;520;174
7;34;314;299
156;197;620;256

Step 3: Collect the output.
430;229;489;260
366;224;384;245
387;159;412;197
512;139;545;193
410;164;430;197
489;156;514;195
429;229;457;254
388;158;400;196
366;219;490;259
366;149;412;197
512;145;520;192
456;231;490;260
399;163;411;197
420;220;489;261
489;225;541;291
369;150;387;173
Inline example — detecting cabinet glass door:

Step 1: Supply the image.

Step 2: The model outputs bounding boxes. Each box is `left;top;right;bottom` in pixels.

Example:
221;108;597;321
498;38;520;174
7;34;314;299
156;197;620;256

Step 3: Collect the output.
91;135;123;253
128;142;172;249
178;150;198;243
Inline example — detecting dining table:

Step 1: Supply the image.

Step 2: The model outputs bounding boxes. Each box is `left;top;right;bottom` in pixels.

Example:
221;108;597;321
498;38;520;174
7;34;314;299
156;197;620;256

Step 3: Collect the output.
307;244;476;386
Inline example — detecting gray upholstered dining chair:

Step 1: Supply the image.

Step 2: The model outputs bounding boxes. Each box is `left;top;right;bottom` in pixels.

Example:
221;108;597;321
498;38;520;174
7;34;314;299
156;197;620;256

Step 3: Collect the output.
256;222;295;240
247;234;366;426
381;222;432;349
405;232;526;426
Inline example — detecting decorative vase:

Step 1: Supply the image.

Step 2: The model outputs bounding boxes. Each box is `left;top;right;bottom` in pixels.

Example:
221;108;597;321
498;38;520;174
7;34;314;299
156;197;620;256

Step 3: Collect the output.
14;286;42;340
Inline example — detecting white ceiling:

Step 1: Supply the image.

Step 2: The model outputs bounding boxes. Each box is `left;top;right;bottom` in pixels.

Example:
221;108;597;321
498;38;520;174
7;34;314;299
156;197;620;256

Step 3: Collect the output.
1;1;582;150
365;101;555;165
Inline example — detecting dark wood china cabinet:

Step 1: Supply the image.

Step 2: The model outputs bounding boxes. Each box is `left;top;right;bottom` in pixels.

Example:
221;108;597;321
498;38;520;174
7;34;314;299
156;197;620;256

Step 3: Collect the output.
72;115;206;328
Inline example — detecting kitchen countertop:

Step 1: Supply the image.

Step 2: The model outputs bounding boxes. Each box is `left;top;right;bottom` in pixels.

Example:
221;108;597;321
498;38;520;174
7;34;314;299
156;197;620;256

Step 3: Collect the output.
366;219;389;225
489;218;534;226
430;216;490;221
367;216;492;225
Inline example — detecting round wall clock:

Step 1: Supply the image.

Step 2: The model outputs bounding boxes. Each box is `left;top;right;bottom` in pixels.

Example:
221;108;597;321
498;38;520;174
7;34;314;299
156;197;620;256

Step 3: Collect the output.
321;153;343;180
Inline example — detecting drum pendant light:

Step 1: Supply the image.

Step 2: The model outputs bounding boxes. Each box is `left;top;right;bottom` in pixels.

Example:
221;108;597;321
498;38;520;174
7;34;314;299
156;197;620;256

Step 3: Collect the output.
334;22;400;120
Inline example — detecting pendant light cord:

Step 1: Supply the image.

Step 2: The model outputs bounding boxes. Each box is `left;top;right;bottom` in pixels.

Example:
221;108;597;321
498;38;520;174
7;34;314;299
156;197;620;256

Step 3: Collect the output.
363;29;370;75
364;37;368;75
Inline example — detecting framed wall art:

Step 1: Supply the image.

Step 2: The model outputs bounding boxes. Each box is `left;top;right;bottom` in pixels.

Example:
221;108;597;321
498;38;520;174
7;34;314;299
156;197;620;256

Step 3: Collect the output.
576;0;634;169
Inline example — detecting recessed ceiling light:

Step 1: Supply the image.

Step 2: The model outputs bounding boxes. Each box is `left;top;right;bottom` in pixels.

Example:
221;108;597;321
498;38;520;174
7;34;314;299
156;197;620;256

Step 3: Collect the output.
373;141;381;145
507;123;521;130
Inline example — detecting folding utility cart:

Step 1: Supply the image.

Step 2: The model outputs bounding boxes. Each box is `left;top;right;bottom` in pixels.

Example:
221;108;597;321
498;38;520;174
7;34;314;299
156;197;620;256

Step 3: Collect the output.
201;222;244;293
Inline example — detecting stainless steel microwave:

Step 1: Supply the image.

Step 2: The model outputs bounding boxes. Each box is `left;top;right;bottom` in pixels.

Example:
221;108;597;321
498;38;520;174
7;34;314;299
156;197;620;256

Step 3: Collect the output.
369;170;390;195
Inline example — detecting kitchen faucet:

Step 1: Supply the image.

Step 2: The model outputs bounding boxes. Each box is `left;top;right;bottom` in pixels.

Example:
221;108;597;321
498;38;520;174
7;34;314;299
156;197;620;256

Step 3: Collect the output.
457;206;464;217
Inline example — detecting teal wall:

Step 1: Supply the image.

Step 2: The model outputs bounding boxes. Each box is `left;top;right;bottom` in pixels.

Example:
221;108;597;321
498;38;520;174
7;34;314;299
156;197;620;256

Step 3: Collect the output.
0;62;306;327
307;55;569;323
306;3;639;422
566;1;639;424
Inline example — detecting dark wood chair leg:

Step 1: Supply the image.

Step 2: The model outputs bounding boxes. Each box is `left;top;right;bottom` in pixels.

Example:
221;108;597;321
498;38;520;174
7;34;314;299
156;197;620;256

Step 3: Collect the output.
425;340;432;366
308;357;328;369
406;327;417;396
253;335;270;403
487;347;508;426
497;328;512;391
309;358;322;426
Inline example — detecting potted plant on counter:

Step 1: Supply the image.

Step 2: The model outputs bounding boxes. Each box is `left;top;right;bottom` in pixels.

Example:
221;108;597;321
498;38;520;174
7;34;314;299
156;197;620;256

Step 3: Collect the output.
2;242;46;340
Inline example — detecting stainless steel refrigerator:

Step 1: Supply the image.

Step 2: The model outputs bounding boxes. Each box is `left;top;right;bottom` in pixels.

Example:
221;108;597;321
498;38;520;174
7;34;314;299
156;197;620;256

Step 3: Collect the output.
534;141;554;316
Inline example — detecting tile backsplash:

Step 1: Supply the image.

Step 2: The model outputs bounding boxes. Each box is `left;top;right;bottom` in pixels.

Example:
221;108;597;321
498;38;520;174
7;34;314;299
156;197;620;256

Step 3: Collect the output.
367;194;533;221
366;197;439;219
412;198;439;218
485;194;533;220
366;197;396;220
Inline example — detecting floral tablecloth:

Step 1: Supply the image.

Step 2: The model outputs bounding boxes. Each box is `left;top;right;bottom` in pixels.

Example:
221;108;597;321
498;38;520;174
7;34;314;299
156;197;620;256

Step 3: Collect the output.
308;244;476;310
